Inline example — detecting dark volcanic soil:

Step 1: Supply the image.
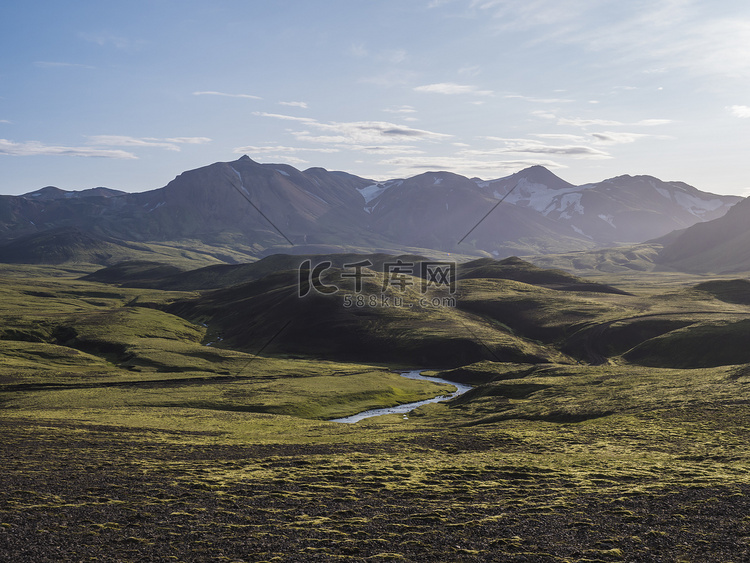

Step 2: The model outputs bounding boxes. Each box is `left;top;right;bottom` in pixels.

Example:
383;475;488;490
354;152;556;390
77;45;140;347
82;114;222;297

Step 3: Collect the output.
1;419;749;562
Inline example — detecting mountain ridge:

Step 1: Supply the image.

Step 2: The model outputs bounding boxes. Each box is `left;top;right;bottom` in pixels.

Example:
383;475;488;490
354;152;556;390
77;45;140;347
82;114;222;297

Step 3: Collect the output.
0;156;742;266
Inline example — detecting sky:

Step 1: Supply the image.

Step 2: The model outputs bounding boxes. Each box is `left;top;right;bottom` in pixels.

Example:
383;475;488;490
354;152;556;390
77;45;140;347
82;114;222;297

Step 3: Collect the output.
1;0;750;196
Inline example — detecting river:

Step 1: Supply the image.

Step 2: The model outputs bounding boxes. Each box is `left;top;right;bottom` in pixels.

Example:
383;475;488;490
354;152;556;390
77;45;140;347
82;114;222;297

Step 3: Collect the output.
329;370;472;423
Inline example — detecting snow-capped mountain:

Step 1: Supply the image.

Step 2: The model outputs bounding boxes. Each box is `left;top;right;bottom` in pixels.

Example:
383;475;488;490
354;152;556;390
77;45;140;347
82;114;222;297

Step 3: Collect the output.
0;156;742;264
471;167;740;244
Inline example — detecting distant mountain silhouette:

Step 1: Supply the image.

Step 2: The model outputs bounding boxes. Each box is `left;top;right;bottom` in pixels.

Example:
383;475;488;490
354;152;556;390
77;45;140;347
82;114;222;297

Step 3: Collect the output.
0;156;741;265
656;196;750;273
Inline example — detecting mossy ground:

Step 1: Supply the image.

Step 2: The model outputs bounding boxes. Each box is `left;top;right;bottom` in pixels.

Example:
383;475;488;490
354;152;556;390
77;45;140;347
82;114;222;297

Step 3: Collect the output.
2;264;750;561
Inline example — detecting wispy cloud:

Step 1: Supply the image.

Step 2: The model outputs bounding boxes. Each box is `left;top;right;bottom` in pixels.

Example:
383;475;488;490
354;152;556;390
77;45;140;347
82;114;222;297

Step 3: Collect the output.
352;145;426;155
78;32;146;51
294;122;452;145
534;131;666;145
505;94;574;104
0;120;10;124
470;139;611;159
414;82;493;95
727;105;750;118
383;105;417;114
34;61;95;70
590;131;654;144
467;0;750;81
252;111;316;123
232;145;339;154
193;91;262;100
634;119;673;126
539;112;674;128
268;156;310;166
360;69;417;87
255;112;451;145
87;135;211;151
382;49;408;64
279;101;308;108
458;65;482;78
0;139;136;159
350;43;369;58
380;155;565;178
532;133;587;142
556;117;626;127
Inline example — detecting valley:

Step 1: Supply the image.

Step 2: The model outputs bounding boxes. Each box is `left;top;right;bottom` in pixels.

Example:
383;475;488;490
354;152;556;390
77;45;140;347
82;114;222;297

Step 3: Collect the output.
2;254;750;561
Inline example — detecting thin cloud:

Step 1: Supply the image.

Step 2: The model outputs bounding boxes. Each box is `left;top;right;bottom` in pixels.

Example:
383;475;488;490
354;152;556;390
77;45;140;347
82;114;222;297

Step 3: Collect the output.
541;113;674;128
351;145;426;155
728;105;750;118
163;137;212;144
252;111;316;123
465;0;750;81
0;139;136;159
34;61;95;70
469;141;611;159
383;105;417;114
255;112;451;145
379;49;408;64
271;156;309;165
350;43;369;58
87;135;211;152
414;82;493;96
532;133;587;141
591;131;653;144
279;101;308;108
194;91;262;100
380;155;565;178
360;69;417;87
459;65;482;78
634;119;673;126
78;32;146;51
293;121;452;144
505;94;574;104
232;145;338;154
557;117;625;127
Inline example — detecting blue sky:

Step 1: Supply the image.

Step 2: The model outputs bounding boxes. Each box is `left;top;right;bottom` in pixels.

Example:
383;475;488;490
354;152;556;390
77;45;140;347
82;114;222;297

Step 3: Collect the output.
2;0;750;195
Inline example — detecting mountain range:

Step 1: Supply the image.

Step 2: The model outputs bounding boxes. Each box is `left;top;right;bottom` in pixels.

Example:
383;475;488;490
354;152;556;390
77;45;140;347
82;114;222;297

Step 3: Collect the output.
0;155;743;268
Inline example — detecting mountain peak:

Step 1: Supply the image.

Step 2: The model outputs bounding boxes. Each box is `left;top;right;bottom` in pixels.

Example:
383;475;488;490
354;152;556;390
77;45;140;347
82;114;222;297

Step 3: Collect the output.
511;165;575;190
22;186;66;199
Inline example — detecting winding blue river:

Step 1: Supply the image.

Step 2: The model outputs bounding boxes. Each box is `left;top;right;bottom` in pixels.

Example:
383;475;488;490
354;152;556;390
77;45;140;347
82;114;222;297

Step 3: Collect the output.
329;370;472;423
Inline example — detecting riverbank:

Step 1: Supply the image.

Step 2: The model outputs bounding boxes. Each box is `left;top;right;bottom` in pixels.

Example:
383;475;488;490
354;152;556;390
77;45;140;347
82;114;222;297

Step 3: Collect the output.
330;370;473;423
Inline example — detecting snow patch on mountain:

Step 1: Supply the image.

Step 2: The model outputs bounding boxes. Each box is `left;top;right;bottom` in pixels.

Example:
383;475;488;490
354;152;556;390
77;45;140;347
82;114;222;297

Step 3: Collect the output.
673;192;725;218
358;180;401;204
598;214;616;228
554;193;585;217
650;178;729;218
570;225;591;238
500;178;587;214
230;166;251;196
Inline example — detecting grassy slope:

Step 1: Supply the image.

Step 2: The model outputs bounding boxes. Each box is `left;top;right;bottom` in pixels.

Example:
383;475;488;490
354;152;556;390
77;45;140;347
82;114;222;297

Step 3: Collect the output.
0;269;452;419
3;261;750;560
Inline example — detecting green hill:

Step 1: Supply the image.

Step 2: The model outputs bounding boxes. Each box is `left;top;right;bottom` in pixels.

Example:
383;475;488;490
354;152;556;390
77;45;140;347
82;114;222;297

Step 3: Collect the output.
165;267;573;368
